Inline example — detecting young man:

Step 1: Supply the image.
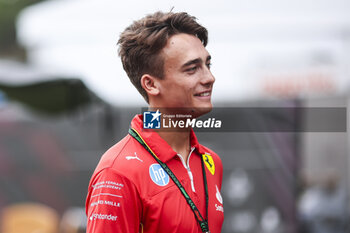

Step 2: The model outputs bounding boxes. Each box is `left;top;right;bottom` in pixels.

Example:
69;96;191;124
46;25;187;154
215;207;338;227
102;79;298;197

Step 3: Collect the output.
85;11;224;233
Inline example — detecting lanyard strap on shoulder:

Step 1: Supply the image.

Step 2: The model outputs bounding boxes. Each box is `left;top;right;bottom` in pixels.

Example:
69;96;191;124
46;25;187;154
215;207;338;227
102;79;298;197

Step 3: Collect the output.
129;128;210;233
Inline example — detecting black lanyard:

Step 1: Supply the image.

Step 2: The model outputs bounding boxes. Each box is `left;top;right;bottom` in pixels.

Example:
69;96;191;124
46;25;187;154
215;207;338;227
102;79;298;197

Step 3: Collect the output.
129;128;210;233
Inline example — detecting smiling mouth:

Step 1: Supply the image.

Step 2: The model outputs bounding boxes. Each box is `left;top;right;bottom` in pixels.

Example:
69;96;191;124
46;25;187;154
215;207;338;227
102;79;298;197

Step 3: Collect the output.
194;91;211;97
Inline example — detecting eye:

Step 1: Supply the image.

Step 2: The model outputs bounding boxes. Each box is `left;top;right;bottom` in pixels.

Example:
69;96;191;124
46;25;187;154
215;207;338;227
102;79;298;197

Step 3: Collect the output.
206;62;212;69
186;66;198;73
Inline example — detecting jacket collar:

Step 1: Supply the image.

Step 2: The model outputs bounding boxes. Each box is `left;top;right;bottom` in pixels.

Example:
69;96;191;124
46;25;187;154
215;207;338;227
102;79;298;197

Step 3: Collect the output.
130;114;205;163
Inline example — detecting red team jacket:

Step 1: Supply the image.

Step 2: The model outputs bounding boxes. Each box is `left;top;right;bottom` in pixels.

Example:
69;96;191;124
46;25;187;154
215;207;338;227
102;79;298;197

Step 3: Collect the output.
85;115;224;232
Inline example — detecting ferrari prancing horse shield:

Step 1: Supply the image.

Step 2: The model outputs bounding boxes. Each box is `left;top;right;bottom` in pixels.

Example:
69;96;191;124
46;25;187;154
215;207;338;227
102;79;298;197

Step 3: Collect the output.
202;153;215;175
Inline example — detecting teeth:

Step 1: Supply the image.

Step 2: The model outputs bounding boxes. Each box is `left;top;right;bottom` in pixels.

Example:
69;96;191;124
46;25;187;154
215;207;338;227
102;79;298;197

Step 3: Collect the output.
199;92;210;97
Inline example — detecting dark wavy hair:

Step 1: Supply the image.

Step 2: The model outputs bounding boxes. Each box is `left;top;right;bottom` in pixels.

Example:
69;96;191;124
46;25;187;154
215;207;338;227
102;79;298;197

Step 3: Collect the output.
118;11;208;102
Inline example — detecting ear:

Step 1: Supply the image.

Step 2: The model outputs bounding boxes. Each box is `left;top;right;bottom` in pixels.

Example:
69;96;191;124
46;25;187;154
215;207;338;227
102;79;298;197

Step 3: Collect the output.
141;74;160;97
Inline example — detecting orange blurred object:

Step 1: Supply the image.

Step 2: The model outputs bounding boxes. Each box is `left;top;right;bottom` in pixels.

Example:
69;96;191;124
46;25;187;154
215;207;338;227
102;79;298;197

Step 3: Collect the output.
0;202;59;233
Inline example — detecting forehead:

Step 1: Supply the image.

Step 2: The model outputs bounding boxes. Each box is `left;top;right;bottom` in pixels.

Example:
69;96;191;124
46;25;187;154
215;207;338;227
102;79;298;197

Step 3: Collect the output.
161;33;209;66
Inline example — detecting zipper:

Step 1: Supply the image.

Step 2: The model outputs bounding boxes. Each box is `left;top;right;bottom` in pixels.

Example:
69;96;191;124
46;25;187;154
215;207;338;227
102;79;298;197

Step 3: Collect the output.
177;147;196;192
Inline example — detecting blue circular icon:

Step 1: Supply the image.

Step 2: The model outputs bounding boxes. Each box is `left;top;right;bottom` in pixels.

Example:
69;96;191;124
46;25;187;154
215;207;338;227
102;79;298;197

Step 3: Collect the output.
149;164;169;186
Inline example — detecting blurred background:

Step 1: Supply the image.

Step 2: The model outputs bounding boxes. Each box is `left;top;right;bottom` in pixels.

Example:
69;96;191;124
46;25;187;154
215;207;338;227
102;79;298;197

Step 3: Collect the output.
0;0;350;232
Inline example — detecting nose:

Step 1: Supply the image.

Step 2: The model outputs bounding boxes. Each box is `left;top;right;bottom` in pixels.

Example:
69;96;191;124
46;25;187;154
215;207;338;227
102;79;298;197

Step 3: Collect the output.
201;67;215;87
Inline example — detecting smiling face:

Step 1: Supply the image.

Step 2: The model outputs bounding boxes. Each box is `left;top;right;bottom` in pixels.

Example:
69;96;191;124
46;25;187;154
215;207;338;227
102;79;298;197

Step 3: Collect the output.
150;33;215;116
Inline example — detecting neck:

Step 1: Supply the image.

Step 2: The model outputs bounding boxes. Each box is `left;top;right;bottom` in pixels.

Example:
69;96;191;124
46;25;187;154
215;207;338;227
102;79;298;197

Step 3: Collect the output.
148;104;192;161
157;130;191;162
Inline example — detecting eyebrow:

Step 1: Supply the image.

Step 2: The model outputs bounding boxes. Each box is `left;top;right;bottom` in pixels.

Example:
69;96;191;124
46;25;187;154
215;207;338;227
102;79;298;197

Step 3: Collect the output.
181;55;211;69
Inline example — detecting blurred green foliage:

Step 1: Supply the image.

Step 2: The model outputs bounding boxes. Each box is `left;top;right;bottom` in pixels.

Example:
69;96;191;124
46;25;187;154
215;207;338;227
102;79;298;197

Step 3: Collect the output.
0;79;98;115
0;0;47;59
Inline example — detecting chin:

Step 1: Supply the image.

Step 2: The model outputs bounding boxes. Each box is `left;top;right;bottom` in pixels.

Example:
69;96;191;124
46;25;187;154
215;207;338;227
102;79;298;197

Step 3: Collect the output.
191;103;213;118
162;101;213;117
